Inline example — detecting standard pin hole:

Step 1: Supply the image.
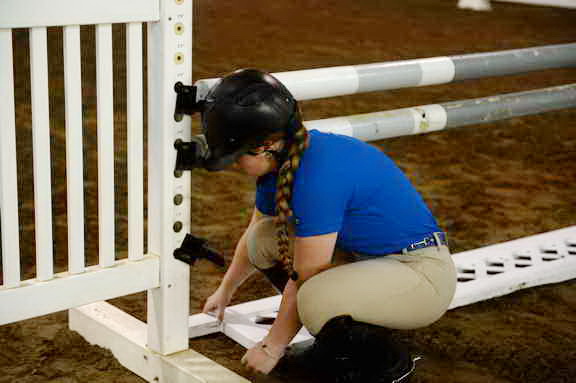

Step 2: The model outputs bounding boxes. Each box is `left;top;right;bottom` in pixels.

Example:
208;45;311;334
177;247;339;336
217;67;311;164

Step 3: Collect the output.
487;262;504;267
457;277;475;282
514;254;532;260
457;268;475;274
542;249;558;254
514;263;531;268
487;270;503;275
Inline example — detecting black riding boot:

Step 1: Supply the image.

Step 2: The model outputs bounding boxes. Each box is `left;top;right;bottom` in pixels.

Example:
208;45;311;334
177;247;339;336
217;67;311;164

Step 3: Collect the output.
312;315;418;383
258;262;289;293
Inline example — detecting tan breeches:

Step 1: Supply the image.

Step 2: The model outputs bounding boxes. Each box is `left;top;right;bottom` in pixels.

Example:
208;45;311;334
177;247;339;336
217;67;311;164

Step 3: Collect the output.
245;216;457;335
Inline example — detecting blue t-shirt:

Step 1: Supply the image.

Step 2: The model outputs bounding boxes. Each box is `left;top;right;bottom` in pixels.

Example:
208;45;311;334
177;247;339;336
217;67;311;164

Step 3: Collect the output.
256;130;441;256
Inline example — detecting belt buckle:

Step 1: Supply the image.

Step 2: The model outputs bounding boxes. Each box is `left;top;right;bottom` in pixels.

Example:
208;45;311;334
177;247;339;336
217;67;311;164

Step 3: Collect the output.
432;232;445;247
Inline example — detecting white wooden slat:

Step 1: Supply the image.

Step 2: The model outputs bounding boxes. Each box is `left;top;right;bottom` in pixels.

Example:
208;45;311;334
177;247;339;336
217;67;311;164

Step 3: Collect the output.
63;25;85;274
30;27;54;281
126;22;144;261
0;29;21;288
0;0;160;29
96;24;115;267
0;255;159;326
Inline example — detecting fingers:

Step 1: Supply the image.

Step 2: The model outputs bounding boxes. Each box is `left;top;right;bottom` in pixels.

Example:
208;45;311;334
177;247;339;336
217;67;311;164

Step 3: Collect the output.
201;300;214;314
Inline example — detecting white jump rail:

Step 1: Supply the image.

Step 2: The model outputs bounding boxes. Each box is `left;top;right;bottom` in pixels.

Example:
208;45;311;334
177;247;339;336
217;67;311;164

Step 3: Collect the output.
458;0;576;11
195;43;576;101
189;226;576;348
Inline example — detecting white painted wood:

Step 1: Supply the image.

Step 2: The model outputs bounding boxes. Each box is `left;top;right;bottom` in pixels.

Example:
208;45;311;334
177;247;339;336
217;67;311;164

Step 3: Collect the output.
495;0;576;8
146;0;193;355
449;226;576;309
63;25;85;274
127;22;144;262
70;302;250;383
222;311;313;349
188;312;223;338
0;0;160;28
0;256;159;326
0;29;21;288
458;0;492;10
96;24;115;268
189;297;314;348
30;27;54;282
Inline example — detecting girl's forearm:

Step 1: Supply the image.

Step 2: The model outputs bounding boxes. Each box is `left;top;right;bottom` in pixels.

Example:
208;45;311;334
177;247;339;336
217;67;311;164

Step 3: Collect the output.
263;279;302;348
219;230;256;294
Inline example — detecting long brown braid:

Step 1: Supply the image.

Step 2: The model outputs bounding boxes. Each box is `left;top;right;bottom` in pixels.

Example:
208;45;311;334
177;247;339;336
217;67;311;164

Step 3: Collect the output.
275;122;309;277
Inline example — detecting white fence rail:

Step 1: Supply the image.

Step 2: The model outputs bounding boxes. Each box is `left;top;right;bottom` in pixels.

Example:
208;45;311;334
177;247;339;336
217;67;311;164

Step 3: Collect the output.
0;0;160;28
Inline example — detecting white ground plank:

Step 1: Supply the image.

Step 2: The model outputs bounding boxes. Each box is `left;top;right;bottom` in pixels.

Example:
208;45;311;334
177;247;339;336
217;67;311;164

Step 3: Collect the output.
70;302;250;383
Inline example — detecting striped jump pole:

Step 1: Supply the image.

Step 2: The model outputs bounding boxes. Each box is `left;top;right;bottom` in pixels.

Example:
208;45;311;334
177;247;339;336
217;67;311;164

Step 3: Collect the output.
459;0;576;11
304;83;576;141
195;43;576;101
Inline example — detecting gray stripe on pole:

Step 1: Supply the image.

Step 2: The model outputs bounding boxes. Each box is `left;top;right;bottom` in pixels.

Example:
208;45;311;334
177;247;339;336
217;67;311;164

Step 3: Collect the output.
347;110;417;141
356;63;422;93
453;43;576;81
304;83;576;142
442;84;576;128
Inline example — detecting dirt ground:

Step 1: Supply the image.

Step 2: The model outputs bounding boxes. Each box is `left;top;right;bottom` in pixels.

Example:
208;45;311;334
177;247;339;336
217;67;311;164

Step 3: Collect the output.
1;0;576;382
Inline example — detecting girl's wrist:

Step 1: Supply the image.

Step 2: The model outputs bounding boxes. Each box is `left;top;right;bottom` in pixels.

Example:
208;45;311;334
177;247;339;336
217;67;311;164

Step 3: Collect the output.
258;338;288;360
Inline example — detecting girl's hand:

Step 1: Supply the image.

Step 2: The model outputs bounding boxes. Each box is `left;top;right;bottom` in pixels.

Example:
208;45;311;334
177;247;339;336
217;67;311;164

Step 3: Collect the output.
241;340;286;375
202;287;233;321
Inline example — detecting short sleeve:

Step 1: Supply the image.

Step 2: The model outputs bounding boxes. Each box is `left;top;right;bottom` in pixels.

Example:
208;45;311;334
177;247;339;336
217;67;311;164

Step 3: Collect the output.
255;173;277;216
291;171;352;237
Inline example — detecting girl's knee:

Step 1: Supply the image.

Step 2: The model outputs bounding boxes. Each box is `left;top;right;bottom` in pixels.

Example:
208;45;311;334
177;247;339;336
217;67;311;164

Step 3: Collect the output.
246;217;279;269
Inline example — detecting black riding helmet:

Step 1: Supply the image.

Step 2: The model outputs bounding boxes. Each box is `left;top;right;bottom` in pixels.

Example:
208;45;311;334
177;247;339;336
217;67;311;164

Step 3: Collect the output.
201;68;301;171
